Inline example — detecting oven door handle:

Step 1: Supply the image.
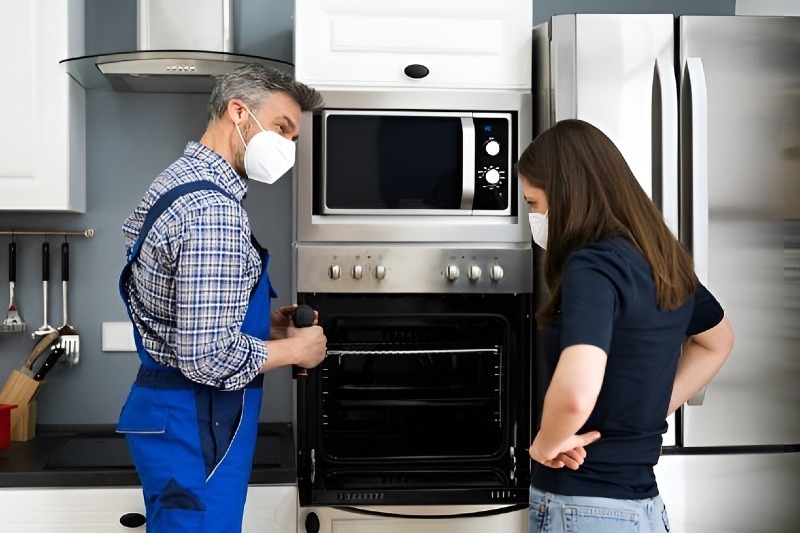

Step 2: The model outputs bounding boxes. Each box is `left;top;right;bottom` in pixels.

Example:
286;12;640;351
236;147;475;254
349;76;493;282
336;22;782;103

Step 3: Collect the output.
460;117;476;211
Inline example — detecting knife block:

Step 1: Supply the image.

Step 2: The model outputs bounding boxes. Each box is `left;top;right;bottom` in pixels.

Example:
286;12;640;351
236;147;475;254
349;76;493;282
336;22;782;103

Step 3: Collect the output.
0;370;43;442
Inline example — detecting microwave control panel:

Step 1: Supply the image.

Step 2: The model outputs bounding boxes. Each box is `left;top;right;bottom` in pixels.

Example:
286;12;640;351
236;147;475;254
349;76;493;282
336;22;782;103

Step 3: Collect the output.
473;115;512;211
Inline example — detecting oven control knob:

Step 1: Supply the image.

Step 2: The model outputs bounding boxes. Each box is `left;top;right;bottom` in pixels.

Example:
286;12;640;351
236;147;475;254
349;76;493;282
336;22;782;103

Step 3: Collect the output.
484;168;501;185
352;264;364;280
468;265;482;282
490;264;504;281
328;264;341;280
374;265;386;280
445;265;460;281
485;140;500;156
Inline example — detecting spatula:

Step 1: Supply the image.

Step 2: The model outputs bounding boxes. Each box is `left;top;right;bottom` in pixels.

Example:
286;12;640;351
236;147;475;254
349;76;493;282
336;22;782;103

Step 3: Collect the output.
1;242;26;333
56;242;80;365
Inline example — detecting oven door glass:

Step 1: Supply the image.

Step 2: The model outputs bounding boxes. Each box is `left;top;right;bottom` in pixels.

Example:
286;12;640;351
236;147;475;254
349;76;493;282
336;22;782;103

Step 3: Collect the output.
320;314;508;461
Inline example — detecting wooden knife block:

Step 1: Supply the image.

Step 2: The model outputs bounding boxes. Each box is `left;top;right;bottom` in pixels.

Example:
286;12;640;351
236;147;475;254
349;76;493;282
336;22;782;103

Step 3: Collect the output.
0;370;43;442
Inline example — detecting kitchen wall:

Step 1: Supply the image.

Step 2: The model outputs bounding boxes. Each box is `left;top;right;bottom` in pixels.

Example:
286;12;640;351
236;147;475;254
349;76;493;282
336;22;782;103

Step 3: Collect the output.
0;0;736;425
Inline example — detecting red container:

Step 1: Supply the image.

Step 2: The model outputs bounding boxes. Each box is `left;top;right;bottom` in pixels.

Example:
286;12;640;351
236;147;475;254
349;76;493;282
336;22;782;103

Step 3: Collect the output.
0;404;17;450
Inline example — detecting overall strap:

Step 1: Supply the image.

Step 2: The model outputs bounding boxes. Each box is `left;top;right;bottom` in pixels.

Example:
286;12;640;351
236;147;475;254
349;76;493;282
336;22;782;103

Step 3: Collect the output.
126;180;237;263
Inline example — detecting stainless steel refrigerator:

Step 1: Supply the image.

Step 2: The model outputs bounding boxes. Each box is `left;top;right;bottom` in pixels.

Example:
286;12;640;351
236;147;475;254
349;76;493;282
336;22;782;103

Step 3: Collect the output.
532;14;800;533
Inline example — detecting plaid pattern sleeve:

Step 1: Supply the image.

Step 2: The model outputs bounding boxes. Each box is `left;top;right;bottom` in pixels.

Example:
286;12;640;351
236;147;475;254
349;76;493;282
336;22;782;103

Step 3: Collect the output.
123;142;268;390
172;196;268;389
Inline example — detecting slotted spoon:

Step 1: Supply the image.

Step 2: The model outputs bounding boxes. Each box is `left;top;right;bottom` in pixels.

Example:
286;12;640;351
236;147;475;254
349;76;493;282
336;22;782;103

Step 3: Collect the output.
56;242;80;364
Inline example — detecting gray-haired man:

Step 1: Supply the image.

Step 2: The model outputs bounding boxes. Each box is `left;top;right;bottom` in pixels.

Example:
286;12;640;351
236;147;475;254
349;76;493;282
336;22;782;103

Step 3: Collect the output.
117;65;326;532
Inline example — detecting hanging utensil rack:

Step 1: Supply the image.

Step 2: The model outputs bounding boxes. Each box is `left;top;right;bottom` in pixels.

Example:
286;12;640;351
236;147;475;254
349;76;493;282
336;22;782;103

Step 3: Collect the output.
0;230;94;238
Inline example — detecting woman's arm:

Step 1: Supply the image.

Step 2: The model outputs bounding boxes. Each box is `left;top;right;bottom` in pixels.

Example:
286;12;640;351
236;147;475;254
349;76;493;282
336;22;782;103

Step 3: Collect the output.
530;344;605;468
668;316;735;416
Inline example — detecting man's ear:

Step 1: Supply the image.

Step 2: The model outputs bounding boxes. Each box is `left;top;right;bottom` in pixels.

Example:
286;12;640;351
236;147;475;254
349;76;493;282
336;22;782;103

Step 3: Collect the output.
227;99;248;125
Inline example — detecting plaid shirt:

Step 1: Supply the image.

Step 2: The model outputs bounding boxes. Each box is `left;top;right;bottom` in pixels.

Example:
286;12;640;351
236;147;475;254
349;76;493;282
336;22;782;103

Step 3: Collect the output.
122;142;269;390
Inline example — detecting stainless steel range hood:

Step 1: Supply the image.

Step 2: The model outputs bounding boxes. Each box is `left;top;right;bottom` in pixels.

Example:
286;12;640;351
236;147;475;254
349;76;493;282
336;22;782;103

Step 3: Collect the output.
61;51;294;93
61;0;292;93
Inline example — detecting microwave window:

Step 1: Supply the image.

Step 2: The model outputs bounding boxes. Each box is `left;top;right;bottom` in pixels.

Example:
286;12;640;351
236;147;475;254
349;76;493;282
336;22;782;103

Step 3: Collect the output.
325;115;463;210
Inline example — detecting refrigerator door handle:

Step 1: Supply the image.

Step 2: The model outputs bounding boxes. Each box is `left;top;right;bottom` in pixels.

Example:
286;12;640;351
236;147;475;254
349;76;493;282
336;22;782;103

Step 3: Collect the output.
682;57;710;407
654;57;679;236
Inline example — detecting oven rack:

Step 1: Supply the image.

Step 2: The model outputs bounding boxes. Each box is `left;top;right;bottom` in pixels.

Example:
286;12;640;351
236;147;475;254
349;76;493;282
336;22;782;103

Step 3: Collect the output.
326;347;499;357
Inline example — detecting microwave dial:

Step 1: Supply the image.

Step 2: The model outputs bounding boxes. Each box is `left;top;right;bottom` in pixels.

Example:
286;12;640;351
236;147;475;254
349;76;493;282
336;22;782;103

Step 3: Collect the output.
484;139;501;157
480;166;504;188
484;168;501;185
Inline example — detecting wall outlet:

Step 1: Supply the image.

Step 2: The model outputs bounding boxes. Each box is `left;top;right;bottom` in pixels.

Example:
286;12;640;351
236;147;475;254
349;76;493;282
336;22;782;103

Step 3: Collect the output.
102;322;137;352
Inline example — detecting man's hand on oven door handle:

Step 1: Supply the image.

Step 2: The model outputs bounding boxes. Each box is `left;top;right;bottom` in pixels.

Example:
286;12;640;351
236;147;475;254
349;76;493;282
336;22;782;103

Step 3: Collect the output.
288;322;328;370
260;326;327;373
269;304;318;340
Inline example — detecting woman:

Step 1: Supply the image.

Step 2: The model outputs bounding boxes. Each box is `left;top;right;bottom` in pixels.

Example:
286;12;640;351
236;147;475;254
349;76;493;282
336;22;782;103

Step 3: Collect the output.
519;120;734;532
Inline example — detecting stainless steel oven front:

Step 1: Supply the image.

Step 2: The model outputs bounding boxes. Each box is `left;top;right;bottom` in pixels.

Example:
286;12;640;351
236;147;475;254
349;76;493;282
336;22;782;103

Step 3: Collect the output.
293;244;533;507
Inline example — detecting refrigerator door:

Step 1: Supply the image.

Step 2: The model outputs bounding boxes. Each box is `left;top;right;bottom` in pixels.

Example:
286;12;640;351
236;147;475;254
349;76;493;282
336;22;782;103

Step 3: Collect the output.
547;14;678;232
679;16;800;447
544;13;679;446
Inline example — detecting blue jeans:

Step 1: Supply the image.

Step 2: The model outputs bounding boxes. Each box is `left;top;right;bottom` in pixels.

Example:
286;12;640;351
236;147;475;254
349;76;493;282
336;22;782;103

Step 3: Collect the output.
529;486;670;532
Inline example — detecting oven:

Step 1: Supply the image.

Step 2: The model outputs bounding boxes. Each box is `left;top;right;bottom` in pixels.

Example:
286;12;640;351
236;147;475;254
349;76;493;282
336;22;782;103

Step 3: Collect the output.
293;244;533;505
292;88;534;529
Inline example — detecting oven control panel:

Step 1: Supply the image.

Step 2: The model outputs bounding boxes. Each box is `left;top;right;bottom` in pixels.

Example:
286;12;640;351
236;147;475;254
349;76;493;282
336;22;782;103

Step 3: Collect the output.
295;244;533;294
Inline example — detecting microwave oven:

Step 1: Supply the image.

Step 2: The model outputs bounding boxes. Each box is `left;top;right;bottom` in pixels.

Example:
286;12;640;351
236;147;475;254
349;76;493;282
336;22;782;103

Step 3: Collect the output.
317;110;514;216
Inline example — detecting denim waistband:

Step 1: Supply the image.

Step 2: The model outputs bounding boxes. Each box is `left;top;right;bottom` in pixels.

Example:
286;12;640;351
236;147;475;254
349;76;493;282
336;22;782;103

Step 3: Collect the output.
135;366;264;390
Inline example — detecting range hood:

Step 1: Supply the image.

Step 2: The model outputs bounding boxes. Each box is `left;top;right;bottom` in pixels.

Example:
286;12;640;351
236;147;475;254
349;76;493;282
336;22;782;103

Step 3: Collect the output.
61;0;292;93
61;51;294;93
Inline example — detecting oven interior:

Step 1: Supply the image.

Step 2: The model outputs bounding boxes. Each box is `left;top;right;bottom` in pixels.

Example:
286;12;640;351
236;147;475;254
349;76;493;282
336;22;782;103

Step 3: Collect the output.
296;293;532;505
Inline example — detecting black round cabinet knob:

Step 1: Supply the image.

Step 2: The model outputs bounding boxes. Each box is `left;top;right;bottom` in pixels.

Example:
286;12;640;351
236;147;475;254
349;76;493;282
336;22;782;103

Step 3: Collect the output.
404;64;429;79
119;512;146;528
305;511;321;533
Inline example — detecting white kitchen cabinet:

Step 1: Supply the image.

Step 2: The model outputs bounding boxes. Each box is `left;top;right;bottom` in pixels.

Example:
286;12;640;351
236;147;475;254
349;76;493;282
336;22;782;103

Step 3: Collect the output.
0;484;297;532
0;0;86;212
294;0;531;90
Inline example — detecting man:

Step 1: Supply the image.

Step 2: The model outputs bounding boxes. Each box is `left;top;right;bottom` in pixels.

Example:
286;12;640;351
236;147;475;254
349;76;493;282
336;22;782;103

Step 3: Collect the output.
117;65;327;532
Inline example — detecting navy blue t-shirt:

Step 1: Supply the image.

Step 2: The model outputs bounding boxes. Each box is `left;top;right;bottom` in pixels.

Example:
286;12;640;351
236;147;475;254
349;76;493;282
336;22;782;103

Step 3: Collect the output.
532;237;724;499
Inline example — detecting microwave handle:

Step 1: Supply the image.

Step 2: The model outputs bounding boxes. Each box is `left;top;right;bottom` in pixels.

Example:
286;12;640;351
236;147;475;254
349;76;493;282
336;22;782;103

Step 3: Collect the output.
460;117;475;210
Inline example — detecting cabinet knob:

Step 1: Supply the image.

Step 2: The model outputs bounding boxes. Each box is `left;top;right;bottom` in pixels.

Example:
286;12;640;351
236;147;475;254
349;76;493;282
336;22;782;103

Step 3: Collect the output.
119;512;146;528
305;511;321;533
403;64;429;79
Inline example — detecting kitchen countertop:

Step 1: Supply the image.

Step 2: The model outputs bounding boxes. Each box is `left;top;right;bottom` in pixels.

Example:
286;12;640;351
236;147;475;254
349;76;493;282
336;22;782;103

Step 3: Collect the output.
0;422;296;488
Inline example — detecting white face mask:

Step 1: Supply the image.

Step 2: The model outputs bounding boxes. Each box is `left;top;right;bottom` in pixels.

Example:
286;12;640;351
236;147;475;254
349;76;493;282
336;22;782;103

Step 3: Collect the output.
528;211;548;250
235;110;296;184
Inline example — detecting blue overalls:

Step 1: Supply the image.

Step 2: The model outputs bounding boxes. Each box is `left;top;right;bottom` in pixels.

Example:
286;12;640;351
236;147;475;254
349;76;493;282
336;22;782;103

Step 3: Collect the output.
116;181;276;532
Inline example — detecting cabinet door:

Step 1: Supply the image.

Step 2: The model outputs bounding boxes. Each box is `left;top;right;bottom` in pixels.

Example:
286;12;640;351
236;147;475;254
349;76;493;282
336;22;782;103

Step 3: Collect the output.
0;485;296;532
0;0;86;212
294;0;531;90
0;487;146;532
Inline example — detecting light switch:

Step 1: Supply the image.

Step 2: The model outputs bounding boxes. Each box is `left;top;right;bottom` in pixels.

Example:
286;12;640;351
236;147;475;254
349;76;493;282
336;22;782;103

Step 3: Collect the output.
102;322;137;352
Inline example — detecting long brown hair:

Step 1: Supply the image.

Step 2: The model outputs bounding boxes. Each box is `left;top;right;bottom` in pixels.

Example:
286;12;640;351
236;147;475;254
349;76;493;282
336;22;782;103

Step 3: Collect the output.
518;119;697;323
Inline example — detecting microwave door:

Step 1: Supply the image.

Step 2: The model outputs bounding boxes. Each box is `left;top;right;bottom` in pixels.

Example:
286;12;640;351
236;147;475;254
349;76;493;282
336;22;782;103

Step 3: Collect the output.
460;117;476;211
